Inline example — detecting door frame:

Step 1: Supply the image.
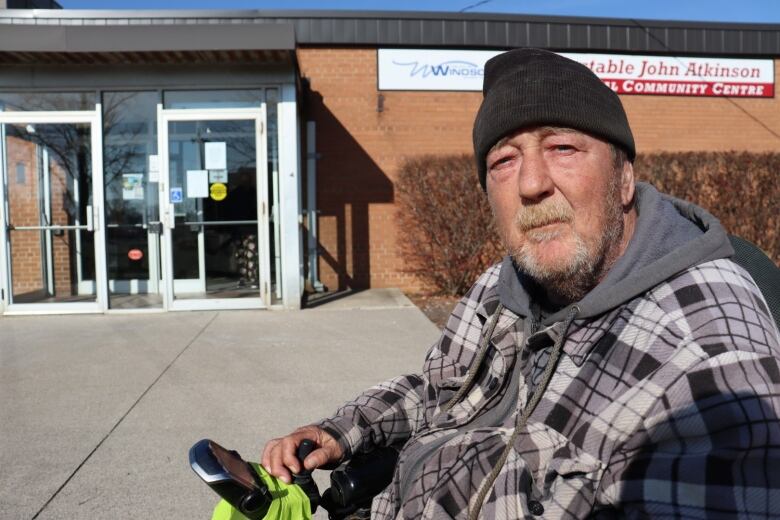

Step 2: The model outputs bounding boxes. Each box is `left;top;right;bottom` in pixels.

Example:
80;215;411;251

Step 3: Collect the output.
158;106;270;311
0;109;107;315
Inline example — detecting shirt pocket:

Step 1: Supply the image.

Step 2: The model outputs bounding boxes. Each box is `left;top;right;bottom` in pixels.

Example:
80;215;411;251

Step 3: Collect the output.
537;439;606;516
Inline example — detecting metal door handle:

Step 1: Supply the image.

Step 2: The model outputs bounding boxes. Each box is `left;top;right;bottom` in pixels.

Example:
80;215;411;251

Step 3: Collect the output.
8;224;89;231
87;205;94;232
182;220;259;226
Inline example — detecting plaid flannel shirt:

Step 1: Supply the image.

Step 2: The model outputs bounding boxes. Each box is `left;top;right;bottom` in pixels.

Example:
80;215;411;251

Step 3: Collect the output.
320;257;780;518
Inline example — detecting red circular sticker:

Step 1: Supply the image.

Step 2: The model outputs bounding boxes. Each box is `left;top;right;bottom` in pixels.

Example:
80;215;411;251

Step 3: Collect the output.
128;249;144;261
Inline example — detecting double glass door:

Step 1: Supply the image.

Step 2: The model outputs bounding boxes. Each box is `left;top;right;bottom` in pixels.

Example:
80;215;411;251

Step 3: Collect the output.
0;106;269;313
159;108;270;310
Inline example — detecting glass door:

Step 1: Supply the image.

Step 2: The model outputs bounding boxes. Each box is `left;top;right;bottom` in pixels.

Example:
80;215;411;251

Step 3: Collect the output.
102;92;162;310
0;111;106;313
159;108;269;310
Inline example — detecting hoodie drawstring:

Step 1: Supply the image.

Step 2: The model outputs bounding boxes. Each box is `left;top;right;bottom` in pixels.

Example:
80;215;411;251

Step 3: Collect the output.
444;303;505;412
467;305;579;520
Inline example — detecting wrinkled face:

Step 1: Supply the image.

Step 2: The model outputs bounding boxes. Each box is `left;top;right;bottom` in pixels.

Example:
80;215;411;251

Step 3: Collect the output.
485;126;635;303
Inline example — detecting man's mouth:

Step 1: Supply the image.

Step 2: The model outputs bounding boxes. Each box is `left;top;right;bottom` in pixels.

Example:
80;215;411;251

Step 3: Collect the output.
522;219;568;232
524;220;569;242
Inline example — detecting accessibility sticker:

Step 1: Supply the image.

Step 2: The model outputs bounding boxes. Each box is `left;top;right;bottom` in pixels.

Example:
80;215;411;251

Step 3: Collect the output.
170;187;183;203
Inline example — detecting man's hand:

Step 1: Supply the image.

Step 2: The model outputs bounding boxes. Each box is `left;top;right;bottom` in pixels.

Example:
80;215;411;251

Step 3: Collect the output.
261;425;344;484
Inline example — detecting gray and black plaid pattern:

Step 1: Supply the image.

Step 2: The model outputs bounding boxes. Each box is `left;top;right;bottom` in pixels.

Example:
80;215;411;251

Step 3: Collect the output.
319;258;780;518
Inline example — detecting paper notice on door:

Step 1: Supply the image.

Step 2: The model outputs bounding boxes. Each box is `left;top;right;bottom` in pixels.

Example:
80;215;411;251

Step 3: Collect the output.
204;142;227;170
148;155;160;183
186;169;209;198
209;169;228;183
122;173;145;200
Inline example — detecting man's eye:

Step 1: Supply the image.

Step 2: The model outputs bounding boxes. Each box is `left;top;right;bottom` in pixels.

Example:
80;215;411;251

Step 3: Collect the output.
490;156;513;169
553;145;575;152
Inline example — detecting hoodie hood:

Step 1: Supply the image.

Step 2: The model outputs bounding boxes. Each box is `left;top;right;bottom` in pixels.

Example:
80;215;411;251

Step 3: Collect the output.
498;182;735;325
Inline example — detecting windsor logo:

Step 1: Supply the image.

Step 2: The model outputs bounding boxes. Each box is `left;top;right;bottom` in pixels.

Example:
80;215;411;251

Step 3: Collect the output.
392;59;484;78
378;48;500;91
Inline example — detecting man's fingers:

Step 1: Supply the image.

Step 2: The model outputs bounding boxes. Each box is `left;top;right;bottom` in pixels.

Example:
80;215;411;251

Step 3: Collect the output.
261;438;279;470
280;436;302;476
267;442;293;484
260;426;342;483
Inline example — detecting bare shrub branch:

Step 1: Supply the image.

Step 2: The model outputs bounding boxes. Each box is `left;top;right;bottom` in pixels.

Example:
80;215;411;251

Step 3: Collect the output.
396;155;502;296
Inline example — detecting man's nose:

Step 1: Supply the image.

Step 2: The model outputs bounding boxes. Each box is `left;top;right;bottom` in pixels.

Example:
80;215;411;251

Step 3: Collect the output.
517;150;554;201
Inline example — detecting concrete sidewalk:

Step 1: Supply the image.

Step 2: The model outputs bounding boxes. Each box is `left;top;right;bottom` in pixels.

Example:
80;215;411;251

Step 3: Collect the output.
0;290;440;519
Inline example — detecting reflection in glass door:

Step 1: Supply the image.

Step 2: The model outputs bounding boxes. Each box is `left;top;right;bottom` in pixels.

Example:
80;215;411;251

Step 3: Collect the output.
160;110;269;310
1;120;104;310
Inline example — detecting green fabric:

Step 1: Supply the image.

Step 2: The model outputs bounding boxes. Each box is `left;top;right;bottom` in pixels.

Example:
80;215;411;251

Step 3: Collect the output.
210;463;311;520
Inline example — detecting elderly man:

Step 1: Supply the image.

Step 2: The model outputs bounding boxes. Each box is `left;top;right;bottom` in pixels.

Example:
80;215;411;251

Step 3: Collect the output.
263;49;780;518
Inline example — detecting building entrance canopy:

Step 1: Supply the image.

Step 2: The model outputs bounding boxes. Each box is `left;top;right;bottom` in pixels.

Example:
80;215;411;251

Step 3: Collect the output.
0;23;295;66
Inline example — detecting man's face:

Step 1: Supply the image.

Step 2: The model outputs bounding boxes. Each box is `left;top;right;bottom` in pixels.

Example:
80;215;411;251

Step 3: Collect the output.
485;126;635;303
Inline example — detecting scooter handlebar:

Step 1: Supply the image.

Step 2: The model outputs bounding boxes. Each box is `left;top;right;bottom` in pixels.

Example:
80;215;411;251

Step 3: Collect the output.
190;438;399;520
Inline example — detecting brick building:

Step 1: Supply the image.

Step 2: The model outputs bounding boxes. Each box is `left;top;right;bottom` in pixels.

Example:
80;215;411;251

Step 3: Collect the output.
0;9;778;314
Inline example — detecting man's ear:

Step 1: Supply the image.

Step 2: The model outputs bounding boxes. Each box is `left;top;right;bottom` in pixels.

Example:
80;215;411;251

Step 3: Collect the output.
620;161;635;207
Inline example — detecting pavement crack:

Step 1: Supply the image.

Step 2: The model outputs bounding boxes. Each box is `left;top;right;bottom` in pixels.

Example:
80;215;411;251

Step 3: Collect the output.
30;312;220;519
77;495;97;507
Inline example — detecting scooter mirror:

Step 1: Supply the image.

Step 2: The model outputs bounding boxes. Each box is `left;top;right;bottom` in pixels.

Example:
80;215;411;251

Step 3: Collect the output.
189;439;272;520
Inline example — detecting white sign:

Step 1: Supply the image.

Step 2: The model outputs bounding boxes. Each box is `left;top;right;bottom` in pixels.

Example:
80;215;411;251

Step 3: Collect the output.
209;169;228;183
378;49;499;91
186;169;209;198
204;142;227;170
567;53;774;97
378;48;774;97
122;173;144;200
148;154;160;183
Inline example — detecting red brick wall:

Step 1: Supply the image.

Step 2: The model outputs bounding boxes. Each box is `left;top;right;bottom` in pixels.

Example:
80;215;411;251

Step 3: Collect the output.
48;157;76;298
625;82;780;153
7;136;44;296
299;47;780;293
6;134;74;298
298;47;483;292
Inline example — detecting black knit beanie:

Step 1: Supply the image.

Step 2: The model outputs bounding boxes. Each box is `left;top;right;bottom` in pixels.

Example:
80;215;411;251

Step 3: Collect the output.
473;48;635;189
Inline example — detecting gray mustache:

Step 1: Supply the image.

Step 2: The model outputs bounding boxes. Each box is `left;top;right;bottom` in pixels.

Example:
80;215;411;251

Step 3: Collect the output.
514;203;574;232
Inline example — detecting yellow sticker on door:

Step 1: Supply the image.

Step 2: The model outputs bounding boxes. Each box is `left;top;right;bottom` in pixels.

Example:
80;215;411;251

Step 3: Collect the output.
210;182;227;201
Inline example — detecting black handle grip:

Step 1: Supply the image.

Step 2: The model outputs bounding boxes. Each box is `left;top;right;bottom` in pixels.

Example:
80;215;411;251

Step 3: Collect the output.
295;439;316;476
293;439;320;513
